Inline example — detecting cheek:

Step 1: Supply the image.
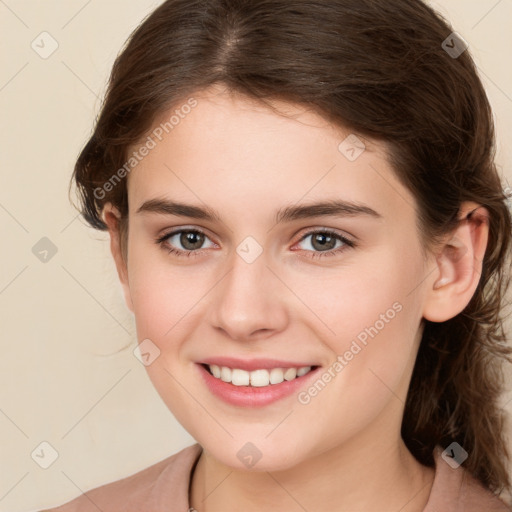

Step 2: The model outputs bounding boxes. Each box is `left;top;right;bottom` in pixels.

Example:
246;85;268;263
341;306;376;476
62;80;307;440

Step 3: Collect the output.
126;252;211;417
295;243;424;347
126;243;205;343
297;244;426;402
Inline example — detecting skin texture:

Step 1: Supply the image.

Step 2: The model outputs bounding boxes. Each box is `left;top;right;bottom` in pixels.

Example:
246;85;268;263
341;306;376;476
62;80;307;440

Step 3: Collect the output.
103;84;489;512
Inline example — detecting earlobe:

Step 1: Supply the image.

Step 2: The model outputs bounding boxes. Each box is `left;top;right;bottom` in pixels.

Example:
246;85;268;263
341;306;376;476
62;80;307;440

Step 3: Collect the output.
102;203;134;313
423;203;489;323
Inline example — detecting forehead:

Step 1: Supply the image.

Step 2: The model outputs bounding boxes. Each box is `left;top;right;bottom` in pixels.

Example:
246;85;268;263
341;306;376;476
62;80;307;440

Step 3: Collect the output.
126;87;414;222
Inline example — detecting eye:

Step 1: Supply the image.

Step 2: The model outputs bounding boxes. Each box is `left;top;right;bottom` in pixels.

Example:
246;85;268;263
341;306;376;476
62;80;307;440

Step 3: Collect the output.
155;227;355;260
293;229;355;259
155;228;216;257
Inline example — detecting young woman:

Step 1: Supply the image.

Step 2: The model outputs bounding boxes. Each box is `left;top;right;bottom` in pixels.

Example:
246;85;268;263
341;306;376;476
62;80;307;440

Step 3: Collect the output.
43;0;512;510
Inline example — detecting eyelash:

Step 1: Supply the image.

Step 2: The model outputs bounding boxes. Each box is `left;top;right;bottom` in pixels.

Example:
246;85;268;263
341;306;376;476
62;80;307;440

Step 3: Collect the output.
155;228;356;260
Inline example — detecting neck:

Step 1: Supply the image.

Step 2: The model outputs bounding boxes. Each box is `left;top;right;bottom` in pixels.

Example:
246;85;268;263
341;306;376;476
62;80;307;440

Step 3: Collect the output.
189;432;434;512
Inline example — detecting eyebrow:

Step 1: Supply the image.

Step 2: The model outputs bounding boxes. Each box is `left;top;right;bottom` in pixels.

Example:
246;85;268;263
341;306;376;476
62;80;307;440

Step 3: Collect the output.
136;198;221;221
136;198;382;223
275;200;381;223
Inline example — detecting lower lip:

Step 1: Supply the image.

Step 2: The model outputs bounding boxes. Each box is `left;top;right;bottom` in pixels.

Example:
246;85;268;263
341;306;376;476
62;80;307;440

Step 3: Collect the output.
196;363;321;407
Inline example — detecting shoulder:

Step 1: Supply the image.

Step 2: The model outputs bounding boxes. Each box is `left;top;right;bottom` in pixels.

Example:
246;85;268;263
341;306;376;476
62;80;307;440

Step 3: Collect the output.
424;445;512;512
39;443;202;512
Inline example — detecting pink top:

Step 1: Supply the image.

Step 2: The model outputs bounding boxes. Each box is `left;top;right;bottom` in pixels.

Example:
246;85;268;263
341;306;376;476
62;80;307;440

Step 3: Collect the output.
41;444;512;511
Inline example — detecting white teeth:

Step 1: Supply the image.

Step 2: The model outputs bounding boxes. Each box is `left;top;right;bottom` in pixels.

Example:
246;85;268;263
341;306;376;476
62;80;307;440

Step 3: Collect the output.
283;368;297;381
297;366;310;377
207;365;313;386
220;366;232;382
210;364;221;378
269;368;284;385
250;369;270;387
231;369;250;386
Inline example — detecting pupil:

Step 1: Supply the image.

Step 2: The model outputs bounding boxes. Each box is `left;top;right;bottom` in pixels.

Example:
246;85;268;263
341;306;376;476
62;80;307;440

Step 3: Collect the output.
182;231;203;250
313;233;335;251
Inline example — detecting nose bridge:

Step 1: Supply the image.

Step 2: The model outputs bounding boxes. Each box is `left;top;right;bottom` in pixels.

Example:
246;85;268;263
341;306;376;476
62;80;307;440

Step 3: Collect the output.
209;240;287;340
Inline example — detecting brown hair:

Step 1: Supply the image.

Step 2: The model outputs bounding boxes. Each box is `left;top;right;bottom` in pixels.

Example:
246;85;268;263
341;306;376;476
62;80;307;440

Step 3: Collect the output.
71;0;512;497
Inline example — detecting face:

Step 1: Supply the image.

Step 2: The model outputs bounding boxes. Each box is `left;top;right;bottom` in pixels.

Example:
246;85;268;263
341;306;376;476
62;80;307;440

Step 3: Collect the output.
115;84;435;471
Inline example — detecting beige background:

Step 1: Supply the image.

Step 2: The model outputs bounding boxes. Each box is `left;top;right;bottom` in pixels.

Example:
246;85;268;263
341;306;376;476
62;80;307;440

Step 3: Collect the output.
0;1;511;510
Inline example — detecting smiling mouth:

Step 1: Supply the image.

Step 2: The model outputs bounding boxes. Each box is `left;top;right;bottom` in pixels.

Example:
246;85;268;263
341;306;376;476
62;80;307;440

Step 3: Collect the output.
201;363;319;387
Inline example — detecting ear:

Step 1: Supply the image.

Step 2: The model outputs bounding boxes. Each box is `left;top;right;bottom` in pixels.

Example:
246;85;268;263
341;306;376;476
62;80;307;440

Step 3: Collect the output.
102;203;134;313
422;202;490;322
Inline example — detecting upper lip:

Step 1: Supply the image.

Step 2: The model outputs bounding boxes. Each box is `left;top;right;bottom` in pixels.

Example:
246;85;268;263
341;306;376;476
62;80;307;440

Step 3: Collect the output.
199;357;319;372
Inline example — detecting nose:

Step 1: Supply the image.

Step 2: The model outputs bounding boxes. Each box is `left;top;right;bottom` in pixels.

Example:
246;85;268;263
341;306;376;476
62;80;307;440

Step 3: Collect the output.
209;247;289;342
